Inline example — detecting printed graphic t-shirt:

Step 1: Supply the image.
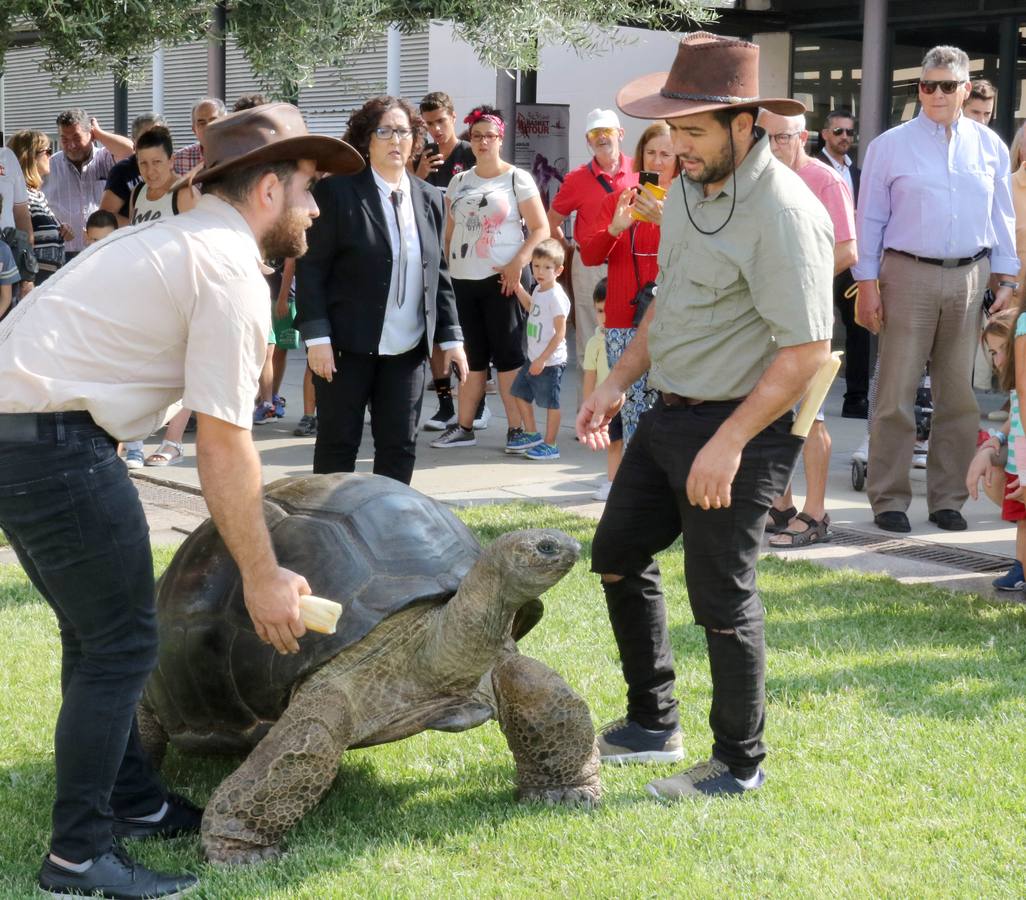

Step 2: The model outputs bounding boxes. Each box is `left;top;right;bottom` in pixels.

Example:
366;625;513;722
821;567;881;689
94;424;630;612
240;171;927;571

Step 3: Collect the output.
526;283;571;365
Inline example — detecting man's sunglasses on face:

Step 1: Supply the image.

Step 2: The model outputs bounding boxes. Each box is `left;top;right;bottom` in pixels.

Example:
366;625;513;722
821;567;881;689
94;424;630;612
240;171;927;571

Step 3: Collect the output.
919;80;962;95
830;127;856;137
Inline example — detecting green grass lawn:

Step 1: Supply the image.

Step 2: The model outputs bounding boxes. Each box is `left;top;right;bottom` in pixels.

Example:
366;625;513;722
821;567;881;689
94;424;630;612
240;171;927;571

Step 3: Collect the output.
1;503;1025;898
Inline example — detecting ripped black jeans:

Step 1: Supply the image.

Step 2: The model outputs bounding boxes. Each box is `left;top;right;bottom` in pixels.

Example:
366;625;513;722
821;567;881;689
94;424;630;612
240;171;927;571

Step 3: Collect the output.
591;397;801;774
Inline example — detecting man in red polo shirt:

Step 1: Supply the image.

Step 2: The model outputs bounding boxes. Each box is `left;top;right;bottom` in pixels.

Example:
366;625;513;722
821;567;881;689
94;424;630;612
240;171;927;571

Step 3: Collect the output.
548;109;637;371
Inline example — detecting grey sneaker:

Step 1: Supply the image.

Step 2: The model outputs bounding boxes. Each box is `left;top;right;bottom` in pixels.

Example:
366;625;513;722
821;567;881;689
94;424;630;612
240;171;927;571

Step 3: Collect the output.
293;414;317;437
597;717;684;765
430;424;476;449
646;757;765;800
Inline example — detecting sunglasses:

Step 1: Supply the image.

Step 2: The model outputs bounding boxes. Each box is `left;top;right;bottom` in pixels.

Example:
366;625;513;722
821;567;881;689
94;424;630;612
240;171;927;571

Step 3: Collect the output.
830;127;856;137
36;147;53;157
587;127;616;139
919;80;962;95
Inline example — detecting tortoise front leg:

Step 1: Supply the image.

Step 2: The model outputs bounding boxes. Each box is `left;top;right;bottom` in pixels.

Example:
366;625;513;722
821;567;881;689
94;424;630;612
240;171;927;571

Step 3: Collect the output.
202;671;353;865
492;654;601;808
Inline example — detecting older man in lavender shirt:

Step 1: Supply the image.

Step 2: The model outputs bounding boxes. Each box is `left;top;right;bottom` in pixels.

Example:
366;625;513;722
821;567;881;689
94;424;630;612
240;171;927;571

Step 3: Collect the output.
854;45;1019;534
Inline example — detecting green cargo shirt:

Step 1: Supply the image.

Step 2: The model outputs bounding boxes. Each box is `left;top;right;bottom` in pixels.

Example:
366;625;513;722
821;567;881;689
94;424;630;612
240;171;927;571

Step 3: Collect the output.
648;133;835;401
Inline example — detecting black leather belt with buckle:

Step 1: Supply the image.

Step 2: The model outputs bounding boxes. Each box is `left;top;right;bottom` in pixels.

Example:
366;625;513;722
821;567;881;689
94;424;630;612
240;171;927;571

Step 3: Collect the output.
660;393;745;408
0;411;95;442
890;248;989;269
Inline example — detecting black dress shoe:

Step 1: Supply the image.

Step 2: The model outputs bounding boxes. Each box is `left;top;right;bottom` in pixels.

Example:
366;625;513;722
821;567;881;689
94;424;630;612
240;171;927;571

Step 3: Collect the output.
841;398;869;419
38;847;197;898
874;511;911;533
112;793;203;840
929;509;968;531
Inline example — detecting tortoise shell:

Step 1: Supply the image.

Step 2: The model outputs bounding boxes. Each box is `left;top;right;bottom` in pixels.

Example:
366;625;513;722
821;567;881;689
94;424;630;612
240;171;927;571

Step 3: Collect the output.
143;473;481;754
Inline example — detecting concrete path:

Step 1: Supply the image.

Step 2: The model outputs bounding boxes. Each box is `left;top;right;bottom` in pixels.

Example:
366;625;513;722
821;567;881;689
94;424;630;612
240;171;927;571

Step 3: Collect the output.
125;346;1023;603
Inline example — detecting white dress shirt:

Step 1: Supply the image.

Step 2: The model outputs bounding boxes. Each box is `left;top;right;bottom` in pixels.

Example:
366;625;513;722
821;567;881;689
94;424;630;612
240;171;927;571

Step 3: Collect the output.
822;150;854;200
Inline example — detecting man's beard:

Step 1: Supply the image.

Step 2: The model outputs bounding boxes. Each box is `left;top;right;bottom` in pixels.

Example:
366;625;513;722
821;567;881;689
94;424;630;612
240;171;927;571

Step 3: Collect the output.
682;137;735;186
262;207;311;259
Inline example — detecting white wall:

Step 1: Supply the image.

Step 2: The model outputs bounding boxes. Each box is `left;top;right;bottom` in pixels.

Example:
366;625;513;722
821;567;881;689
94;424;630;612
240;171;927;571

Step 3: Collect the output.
427;24;685;169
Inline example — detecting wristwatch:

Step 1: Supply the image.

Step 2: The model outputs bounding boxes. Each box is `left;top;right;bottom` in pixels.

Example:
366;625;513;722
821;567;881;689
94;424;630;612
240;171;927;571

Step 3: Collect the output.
998;279;1020;291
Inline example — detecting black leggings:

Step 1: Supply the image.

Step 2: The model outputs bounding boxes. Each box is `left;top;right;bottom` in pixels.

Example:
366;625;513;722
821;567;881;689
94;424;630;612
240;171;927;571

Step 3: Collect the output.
452;274;525;372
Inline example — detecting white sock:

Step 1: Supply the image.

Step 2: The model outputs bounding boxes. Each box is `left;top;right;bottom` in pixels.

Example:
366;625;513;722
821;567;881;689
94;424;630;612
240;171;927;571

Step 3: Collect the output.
49;854;93;872
735;771;761;788
126;800;168;823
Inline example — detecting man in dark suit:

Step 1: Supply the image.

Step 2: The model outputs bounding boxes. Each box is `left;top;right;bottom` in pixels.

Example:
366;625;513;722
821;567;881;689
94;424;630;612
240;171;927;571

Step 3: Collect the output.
296;96;467;484
819;108;868;418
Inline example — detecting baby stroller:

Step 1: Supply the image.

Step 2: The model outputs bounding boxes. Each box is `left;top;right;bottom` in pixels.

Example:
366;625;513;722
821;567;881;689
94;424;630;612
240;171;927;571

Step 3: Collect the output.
851;374;933;492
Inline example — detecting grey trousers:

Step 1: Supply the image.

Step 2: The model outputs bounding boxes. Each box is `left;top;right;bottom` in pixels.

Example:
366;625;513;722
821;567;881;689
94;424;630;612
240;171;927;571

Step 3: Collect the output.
868;250;988;514
570;257;606;369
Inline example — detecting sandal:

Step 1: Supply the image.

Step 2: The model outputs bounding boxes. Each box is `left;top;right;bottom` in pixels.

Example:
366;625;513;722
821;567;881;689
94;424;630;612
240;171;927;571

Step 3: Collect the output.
144;439;184;467
768;512;830;548
765;505;797;534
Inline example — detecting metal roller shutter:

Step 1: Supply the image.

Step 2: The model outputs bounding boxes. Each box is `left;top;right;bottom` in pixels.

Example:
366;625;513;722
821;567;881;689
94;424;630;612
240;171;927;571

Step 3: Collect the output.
399;27;429;104
298;35;388;137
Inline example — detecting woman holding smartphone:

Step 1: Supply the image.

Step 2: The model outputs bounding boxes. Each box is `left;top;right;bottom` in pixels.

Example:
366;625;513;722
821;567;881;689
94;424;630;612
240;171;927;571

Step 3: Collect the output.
578;120;677;448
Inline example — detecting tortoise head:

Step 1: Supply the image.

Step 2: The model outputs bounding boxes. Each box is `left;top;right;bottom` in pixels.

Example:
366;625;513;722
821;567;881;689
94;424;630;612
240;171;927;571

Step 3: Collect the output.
484;528;580;598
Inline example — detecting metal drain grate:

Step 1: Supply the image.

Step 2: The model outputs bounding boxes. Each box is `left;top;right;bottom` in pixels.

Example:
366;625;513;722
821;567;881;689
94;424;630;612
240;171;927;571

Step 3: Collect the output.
829;525;1014;574
132;475;209;518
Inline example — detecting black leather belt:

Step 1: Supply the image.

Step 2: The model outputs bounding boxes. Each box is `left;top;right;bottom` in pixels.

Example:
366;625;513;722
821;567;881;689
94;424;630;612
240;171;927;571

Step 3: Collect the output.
660;393;744;408
0;411;96;442
890;248;989;269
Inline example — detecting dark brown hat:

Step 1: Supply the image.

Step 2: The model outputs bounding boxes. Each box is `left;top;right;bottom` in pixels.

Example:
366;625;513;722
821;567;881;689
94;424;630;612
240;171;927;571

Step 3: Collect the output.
617;32;805;120
174;102;363;189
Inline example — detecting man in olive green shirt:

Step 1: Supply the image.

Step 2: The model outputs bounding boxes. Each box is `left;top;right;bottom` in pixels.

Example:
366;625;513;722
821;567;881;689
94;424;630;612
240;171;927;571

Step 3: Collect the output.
577;33;834;799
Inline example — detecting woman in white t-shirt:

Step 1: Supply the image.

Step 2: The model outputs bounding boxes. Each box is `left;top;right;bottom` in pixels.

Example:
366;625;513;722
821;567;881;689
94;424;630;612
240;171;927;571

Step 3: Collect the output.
128;126;197;225
430;105;549;451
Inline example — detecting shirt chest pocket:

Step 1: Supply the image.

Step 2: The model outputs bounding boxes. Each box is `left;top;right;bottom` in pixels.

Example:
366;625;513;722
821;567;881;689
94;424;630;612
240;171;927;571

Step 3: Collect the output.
680;254;741;327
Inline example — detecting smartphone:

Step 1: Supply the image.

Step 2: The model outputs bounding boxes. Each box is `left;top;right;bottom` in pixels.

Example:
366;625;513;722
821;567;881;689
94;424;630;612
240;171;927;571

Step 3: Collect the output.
638;171;659;187
424;142;440;157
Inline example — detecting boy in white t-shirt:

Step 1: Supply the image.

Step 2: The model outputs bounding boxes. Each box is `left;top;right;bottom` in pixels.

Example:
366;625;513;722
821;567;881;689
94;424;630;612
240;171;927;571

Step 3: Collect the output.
509;239;570;460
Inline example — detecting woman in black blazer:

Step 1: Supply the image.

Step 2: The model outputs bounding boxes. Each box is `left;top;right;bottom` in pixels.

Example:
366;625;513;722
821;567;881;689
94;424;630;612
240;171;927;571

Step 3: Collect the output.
296;96;468;483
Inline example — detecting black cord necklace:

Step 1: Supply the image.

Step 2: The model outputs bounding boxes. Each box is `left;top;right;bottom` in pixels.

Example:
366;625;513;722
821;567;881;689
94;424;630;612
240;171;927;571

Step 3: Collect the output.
680;130;738;237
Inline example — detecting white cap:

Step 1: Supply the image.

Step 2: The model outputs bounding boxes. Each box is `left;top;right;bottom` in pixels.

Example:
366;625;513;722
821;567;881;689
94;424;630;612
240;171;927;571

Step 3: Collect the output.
585;108;621;132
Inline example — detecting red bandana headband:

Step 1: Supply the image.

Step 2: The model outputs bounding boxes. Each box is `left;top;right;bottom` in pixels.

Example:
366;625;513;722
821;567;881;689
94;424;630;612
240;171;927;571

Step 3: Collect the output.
464;110;505;137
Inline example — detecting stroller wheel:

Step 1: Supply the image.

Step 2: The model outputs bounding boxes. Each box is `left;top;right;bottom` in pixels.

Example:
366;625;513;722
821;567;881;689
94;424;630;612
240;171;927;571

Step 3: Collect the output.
851;458;866;492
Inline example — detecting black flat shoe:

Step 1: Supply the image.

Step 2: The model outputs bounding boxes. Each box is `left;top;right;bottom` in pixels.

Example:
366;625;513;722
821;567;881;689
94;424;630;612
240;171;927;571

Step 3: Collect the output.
112;793;202;840
841;398;869;419
874;511;911;533
929;509;967;531
38;847;197;899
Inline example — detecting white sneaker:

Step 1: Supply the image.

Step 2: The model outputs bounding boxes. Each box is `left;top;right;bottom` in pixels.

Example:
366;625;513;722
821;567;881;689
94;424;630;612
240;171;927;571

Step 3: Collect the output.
913;439;928;468
473;403;492;430
592;480;612;502
852;436;869;464
429;424;476;449
124;448;145;469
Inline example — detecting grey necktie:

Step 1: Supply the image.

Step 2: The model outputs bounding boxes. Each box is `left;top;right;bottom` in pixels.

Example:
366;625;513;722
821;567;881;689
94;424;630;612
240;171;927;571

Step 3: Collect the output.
389;190;408;308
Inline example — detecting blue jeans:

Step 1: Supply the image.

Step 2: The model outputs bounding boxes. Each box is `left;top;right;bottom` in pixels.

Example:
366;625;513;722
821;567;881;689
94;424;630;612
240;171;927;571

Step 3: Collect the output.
0;413;166;862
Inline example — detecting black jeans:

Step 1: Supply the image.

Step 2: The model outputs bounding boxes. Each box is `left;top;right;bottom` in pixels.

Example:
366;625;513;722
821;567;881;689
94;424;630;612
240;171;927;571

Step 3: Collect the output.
835;268;870;403
0;413;166;862
313;345;427;484
592;399;801;774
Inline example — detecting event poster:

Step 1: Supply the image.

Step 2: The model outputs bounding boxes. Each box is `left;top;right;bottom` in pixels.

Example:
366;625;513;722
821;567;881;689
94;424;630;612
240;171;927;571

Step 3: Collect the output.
513;104;570;212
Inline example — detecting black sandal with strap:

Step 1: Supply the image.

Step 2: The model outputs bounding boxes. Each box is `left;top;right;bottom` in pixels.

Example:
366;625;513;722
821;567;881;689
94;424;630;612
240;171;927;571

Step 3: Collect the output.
765;505;798;535
768;512;831;548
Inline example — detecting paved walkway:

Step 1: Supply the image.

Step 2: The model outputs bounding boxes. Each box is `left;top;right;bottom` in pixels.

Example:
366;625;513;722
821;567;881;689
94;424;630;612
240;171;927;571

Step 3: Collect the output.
125;347;1022;603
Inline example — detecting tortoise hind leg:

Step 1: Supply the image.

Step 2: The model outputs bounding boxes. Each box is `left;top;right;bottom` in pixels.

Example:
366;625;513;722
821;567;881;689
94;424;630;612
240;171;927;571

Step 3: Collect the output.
136;697;169;770
201;668;354;865
492;654;601;808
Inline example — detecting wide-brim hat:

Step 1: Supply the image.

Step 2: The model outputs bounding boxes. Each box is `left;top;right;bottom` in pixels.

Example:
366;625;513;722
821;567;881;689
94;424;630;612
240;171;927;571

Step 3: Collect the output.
172;102;363;190
617;32;805;120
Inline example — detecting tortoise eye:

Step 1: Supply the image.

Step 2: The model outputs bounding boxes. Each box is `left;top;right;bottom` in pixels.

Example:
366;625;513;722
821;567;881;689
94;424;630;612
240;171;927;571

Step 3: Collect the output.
537;539;558;555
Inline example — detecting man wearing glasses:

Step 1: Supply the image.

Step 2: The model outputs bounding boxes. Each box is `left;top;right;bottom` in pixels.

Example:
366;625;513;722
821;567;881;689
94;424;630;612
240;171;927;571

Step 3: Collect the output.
818;109;867;418
548;109;637;373
854;44;1018;534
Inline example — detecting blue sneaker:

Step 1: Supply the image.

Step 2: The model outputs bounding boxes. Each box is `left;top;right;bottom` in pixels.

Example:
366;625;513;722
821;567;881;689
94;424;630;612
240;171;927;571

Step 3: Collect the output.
992;560;1025;591
524;442;560;460
505;430;543;454
253;401;276;425
646;757;765;799
273;394;286;418
597;718;684;765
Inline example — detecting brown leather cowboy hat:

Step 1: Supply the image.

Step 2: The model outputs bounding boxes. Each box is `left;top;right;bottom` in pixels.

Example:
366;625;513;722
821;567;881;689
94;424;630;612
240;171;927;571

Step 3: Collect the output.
173;102;363;189
617;32;805;120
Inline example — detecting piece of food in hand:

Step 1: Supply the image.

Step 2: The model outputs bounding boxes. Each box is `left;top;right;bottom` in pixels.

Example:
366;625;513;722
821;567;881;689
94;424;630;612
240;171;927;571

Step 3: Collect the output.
299;595;342;634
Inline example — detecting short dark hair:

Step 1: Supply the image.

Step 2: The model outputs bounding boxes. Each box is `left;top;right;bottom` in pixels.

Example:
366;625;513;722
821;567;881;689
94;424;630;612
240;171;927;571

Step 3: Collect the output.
420;92;454;115
344;95;423;160
824;109;856;128
969;78;996;102
711;107;754;132
135;125;173;158
86;209;118;230
201;160;299;203
56;108;90;131
593;277;607;303
233;93;269;112
131;113;166;142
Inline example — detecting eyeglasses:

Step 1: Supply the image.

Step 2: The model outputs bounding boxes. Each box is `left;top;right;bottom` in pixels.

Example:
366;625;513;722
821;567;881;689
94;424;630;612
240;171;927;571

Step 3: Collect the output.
919;80;962;95
470;132;501;143
373;126;413;140
36;147;53;157
770;132;802;146
587;127;616;139
830;127;856;137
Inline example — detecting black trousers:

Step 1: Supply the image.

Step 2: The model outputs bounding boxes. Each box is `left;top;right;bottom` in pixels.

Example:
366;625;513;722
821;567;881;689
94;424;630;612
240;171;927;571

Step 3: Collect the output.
835;268;870;403
0;413;166;862
591;399;801;773
313;344;427;484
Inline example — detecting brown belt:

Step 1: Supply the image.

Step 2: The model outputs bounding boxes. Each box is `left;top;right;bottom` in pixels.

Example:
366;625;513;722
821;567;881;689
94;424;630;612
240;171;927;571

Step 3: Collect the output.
660;392;704;407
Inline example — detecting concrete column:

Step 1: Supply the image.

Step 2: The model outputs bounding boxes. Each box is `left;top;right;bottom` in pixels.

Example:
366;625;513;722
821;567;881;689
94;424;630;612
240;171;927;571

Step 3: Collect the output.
996;15;1018;144
152;46;165;115
857;0;889;164
114;80;129;136
753;33;791;102
495;69;517;162
207;1;227;101
386;26;401;96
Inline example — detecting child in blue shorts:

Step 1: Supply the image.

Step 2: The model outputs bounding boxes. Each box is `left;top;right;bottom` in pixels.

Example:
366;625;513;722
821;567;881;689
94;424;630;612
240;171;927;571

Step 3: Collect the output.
509;238;570;460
